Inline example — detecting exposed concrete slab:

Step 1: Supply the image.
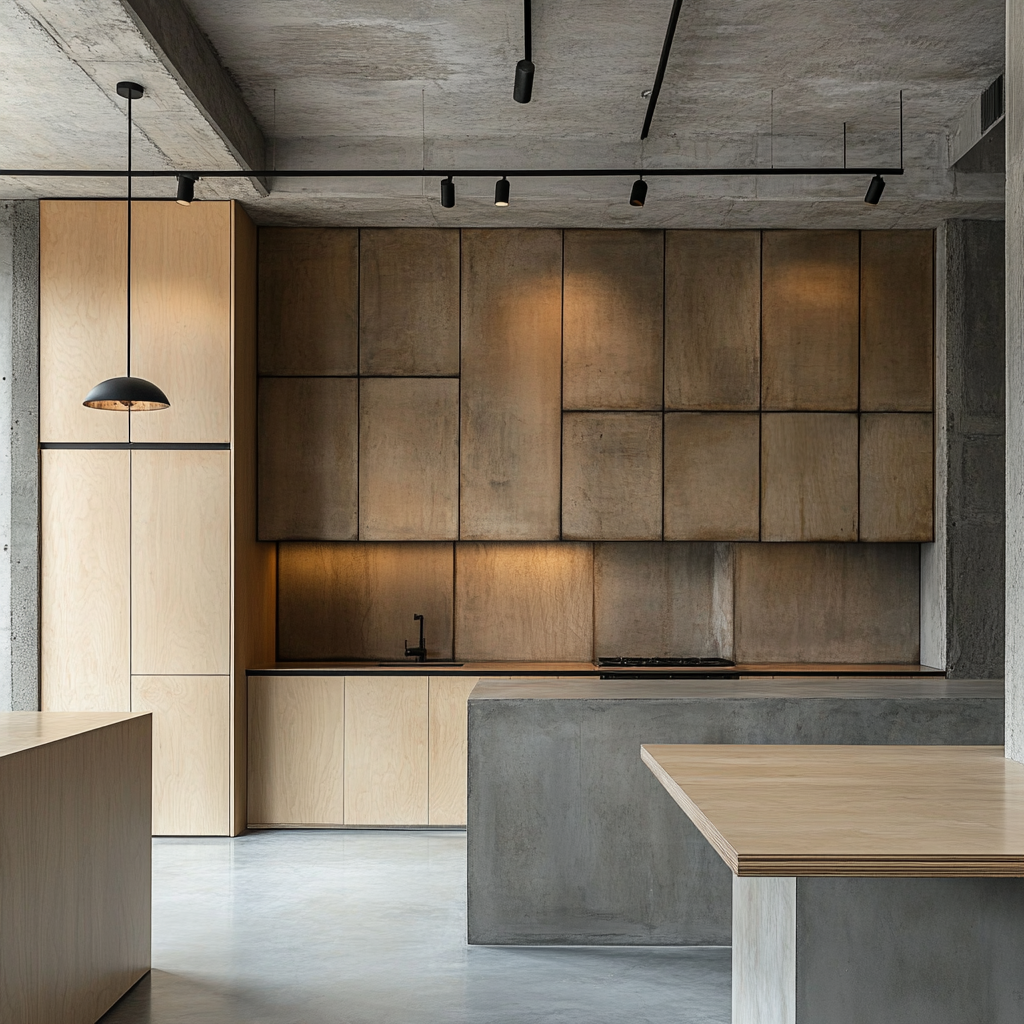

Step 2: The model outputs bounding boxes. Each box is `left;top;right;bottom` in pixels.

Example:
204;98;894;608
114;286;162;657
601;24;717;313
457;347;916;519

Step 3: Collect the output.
466;679;1004;945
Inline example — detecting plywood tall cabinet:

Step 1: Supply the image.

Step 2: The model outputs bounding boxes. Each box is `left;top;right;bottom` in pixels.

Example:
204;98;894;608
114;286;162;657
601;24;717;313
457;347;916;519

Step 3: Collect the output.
40;200;274;836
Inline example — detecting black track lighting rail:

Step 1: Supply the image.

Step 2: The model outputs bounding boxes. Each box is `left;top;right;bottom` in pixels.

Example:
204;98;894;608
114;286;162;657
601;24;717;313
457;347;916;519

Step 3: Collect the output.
641;0;685;141
0;166;904;178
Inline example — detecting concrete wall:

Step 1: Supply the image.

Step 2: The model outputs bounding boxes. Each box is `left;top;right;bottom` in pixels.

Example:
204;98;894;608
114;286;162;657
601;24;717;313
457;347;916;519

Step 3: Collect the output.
923;220;1005;678
0;201;39;712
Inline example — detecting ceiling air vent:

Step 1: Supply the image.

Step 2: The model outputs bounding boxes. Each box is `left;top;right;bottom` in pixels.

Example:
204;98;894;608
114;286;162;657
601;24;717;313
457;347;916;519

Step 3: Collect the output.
981;75;1004;133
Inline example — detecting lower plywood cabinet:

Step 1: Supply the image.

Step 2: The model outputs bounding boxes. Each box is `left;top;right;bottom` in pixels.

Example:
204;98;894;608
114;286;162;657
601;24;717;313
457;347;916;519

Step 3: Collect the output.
246;675;478;828
131;675;230;836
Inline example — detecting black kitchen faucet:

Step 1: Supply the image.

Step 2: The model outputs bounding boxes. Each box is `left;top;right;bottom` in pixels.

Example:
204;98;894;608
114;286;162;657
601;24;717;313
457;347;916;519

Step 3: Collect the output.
405;614;427;662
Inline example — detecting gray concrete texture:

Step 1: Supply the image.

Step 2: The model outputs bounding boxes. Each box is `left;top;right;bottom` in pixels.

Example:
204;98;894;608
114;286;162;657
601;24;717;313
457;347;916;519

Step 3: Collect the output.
467;685;1004;945
0;0;1007;226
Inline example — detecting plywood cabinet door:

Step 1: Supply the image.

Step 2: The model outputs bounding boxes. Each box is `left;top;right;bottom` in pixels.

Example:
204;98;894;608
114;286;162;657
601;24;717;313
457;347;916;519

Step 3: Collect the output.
40;201;128;443
344;676;429;825
859;413;934;541
248;676;346;827
428;676;480;826
41;449;131;711
131;675;230;835
131;450;231;675
129;201;232;443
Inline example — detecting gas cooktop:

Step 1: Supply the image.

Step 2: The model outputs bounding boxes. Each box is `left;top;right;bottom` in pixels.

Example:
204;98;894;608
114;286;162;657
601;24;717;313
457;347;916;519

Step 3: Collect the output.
598;657;736;668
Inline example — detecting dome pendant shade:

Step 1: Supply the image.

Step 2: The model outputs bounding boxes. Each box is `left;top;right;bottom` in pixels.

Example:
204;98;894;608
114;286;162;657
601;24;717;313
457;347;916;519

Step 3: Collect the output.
83;376;170;411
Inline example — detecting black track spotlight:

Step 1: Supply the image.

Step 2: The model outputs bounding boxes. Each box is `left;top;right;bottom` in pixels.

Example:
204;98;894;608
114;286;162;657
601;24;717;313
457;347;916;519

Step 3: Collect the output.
864;174;885;205
630;177;648;208
441;176;455;208
494;176;510;207
514;60;535;104
175;174;197;205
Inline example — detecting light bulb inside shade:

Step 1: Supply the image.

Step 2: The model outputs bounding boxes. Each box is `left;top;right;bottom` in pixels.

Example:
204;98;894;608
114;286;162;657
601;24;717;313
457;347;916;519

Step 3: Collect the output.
83;376;170;411
864;174;885;205
176;174;196;205
494;177;510;207
630;178;648;207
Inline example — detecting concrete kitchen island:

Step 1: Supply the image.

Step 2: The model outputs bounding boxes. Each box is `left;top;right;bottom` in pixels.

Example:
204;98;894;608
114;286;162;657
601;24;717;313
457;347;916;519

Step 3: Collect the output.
466;677;1003;945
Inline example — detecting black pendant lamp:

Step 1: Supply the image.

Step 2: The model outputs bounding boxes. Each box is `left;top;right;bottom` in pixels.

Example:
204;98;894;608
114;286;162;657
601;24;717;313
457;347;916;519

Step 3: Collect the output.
84;82;170;413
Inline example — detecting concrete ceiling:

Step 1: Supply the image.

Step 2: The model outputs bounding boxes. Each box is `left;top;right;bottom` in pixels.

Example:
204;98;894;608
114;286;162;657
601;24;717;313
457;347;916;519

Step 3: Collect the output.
0;0;1006;226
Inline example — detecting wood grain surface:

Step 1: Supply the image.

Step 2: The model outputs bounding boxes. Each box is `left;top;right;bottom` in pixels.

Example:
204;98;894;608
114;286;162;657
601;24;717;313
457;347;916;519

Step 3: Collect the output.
359;377;459;540
860;230;934;411
131;450;231;675
258;228;358;375
665;230;761;410
455;542;594;662
460;229;562;539
277;542;454;661
562;412;662;540
563;230;664;410
344;675;429;825
40;201;128;442
733;543;920;664
258;376;358;540
41;449;131;712
860;413;935;542
593;542;733;659
761;413;859;541
761;230;859;411
428;675;480;826
664;412;760;540
0;714;151;1024
248;676;346;827
128;201;231;443
131;675;230;835
641;744;1024;876
360;228;460;376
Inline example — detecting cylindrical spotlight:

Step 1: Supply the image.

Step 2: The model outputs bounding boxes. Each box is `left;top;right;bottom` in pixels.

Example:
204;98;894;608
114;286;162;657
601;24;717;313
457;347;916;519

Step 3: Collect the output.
175;174;196;205
441;176;455;208
630;177;648;208
494;176;510;207
864;174;885;205
514;59;535;104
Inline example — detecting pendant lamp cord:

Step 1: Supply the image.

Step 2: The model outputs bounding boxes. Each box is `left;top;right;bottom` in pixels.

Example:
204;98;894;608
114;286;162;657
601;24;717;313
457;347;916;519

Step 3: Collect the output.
126;90;132;379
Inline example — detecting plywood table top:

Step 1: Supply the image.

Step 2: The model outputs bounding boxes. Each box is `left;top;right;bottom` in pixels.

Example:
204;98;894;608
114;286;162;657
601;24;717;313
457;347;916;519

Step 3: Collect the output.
0;711;147;759
641;744;1024;878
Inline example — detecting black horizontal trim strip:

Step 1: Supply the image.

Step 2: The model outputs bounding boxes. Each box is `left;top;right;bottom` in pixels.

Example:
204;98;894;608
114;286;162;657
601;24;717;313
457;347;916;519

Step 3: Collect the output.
40;442;230;450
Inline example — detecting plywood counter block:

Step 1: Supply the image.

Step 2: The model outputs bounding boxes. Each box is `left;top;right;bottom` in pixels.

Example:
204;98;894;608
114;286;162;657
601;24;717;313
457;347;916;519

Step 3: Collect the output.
562;412;662;540
665;230;761;410
40;201;128;442
359;377;459;540
131;675;230;835
360;228;460;375
860;413;934;542
733;543;920;664
258;227;358;375
258;376;358;540
345;676;428;825
277;542;454;661
761;230;859;411
761;413;858;542
664;412;760;540
460;229;562;540
41;449;131;712
861;230;934;411
128;201;232;443
429;675;480;826
563;230;664;410
248;676;346;827
131;450;231;675
594;543;733;660
455;542;594;662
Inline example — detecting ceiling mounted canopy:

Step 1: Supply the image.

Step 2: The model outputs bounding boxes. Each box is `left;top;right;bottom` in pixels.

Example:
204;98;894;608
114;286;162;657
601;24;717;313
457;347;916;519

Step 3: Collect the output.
83;81;169;413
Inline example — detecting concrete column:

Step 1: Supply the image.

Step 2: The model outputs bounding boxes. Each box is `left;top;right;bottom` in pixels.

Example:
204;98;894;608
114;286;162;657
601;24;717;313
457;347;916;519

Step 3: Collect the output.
922;220;1005;677
0;201;39;712
1008;0;1024;761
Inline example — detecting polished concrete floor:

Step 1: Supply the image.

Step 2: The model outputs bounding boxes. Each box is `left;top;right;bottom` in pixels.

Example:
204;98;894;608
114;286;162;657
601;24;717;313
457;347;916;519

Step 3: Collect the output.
101;830;730;1024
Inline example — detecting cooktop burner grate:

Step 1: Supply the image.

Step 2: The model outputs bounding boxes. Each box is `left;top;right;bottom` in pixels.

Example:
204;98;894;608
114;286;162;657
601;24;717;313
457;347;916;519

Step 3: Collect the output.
598;657;736;668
